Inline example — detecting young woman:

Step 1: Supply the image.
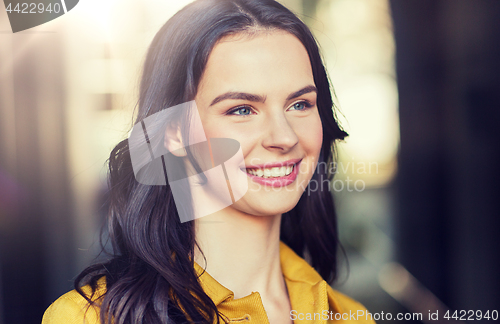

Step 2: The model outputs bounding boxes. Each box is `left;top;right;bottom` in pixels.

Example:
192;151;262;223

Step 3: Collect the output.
43;0;376;323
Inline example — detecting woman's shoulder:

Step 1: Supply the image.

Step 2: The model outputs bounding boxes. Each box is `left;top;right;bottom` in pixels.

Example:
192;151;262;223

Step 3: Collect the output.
327;286;377;323
42;277;107;324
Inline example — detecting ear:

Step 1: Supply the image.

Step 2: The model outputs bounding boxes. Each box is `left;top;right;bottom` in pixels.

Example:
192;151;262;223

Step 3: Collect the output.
164;121;187;157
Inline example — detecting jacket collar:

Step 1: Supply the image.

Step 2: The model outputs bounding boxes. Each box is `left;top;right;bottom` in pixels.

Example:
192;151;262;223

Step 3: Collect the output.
193;241;343;315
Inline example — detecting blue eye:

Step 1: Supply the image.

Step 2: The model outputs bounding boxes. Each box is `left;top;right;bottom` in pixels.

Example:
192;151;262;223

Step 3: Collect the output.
289;101;312;111
228;106;253;115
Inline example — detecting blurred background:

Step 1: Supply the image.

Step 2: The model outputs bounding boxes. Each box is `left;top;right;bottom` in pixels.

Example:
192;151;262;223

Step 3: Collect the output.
0;0;499;323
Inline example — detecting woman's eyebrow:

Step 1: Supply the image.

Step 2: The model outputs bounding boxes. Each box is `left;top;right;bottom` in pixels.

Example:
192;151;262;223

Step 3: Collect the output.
286;85;317;101
209;85;317;107
210;92;266;106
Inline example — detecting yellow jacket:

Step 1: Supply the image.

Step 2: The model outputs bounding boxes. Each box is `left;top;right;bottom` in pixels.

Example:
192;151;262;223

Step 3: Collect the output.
42;242;376;323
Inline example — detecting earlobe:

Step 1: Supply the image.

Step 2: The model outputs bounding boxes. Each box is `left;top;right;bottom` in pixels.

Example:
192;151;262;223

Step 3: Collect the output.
164;122;187;157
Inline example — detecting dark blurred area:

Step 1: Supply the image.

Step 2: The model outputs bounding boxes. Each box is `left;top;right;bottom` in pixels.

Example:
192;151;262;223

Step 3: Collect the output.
0;32;74;324
1;1;499;323
391;0;500;317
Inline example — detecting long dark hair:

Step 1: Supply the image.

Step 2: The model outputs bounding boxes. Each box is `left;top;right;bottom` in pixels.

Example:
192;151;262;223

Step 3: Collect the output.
75;0;348;323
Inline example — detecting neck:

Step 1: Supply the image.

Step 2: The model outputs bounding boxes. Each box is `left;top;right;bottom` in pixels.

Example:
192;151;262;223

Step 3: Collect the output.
194;209;285;300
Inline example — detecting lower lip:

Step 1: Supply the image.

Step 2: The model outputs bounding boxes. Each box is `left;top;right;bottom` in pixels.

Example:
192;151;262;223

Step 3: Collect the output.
244;161;301;187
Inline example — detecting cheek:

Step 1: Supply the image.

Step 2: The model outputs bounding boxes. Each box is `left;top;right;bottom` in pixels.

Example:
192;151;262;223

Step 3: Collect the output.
296;115;323;156
200;117;259;154
310;122;323;157
294;115;323;179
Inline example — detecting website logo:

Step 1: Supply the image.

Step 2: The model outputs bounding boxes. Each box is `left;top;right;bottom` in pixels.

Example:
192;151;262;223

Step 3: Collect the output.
128;101;248;223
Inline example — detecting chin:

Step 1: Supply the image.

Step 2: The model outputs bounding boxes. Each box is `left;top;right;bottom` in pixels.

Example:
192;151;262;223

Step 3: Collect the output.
234;193;302;217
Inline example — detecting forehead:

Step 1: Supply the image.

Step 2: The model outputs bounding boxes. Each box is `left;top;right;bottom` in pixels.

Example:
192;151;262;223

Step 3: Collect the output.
197;30;314;100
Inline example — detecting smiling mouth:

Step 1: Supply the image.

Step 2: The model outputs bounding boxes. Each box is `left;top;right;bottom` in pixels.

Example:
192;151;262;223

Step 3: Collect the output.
245;164;296;178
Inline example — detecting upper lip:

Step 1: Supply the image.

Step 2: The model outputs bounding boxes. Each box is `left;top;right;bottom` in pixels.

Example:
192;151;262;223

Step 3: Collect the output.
244;158;302;170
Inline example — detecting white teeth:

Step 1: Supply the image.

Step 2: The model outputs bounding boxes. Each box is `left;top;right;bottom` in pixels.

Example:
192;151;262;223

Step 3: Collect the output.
247;165;294;178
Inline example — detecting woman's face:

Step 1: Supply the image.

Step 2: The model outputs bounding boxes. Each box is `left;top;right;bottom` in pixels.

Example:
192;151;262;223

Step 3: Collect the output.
194;30;323;217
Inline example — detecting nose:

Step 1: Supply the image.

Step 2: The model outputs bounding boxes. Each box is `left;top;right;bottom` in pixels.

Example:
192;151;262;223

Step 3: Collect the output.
261;111;299;152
